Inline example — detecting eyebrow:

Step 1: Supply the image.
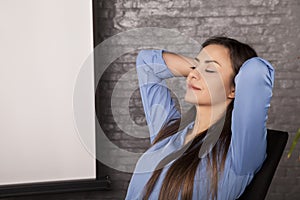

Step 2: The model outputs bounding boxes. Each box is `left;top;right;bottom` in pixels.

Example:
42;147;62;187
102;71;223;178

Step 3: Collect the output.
194;57;222;68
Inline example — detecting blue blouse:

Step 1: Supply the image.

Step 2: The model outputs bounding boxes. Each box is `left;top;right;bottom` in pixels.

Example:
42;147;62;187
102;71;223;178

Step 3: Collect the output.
125;49;274;200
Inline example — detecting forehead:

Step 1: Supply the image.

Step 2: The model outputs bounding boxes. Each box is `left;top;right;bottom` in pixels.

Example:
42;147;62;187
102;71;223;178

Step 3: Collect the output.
197;44;232;69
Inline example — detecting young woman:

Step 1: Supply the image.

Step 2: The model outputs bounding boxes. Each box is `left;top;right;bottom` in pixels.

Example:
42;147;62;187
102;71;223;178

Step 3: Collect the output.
125;36;275;200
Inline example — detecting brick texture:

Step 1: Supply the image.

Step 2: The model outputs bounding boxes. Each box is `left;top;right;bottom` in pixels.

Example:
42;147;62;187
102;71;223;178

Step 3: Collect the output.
5;0;299;199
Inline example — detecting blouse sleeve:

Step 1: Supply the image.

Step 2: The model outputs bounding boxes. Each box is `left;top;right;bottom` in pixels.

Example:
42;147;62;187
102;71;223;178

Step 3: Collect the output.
136;49;181;145
230;57;275;175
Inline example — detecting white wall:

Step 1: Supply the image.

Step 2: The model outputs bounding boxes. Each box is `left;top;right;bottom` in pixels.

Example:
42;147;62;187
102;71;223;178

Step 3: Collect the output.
0;0;95;185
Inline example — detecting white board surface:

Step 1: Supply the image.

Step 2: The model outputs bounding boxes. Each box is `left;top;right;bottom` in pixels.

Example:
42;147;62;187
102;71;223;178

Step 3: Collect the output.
0;0;95;185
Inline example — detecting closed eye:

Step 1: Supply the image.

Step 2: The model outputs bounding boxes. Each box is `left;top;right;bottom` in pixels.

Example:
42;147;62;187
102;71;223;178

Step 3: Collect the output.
205;69;216;73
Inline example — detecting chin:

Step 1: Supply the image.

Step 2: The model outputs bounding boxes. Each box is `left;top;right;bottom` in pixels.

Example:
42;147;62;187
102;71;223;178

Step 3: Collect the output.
184;94;211;106
184;95;199;105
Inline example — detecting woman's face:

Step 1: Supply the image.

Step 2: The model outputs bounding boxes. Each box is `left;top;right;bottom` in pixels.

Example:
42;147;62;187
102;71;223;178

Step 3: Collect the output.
184;44;236;106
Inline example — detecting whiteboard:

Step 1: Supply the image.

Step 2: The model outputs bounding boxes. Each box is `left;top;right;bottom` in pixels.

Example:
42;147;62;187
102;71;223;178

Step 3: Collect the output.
0;0;95;185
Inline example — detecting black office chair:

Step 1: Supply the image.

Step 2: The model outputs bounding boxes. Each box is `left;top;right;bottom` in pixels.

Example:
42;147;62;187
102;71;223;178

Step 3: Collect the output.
237;129;289;200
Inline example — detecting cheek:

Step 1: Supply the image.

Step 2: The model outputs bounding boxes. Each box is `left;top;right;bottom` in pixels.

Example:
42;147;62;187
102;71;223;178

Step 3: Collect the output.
185;88;207;103
223;75;234;95
184;73;231;104
205;76;228;104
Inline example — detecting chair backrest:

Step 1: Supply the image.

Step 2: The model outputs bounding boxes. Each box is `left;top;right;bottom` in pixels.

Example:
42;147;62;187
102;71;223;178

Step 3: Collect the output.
237;129;288;200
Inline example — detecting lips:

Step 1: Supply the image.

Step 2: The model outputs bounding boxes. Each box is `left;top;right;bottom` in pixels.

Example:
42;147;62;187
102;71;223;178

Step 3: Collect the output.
187;83;201;90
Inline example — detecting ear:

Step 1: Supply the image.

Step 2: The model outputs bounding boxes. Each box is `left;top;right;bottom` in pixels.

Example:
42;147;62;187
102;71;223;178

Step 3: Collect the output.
227;85;235;99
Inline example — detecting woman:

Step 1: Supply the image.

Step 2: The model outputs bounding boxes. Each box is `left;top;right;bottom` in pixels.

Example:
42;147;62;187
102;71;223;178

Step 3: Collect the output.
125;36;274;200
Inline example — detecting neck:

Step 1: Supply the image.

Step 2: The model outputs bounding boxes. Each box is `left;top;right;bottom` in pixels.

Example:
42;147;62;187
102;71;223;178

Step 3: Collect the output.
190;102;228;137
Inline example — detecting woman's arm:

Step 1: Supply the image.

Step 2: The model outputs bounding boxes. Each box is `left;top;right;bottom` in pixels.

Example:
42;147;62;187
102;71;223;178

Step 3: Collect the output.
136;49;193;144
162;51;195;77
230;57;275;175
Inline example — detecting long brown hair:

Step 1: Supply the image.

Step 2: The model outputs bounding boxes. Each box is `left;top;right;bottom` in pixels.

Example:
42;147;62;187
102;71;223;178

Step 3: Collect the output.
142;36;258;200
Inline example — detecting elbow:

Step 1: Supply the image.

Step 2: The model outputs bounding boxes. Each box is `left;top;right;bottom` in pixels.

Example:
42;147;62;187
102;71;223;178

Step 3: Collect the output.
235;57;275;88
136;50;151;68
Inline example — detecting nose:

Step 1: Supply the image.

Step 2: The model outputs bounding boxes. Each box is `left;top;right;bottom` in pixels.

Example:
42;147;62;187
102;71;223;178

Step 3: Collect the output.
188;68;202;82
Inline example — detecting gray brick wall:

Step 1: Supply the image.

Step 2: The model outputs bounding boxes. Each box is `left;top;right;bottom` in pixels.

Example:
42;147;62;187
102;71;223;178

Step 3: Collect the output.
5;0;299;199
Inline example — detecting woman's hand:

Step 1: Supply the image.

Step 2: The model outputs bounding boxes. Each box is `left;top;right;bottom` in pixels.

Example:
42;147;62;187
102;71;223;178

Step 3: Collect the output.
162;51;196;77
